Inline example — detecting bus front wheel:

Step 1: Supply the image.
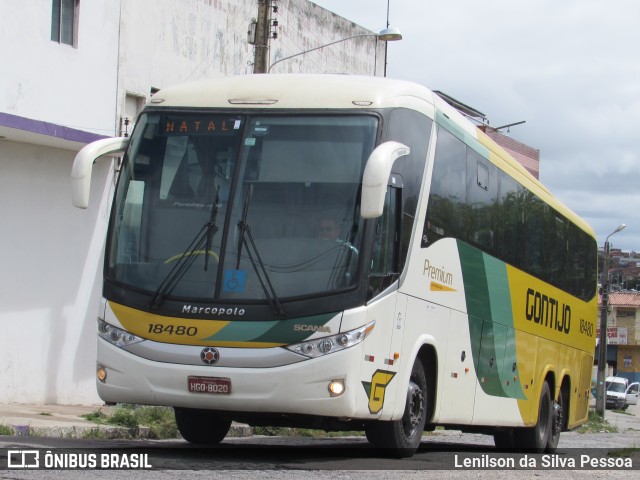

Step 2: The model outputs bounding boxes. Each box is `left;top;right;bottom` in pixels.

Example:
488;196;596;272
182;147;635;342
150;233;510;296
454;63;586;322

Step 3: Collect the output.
365;359;428;457
174;407;231;444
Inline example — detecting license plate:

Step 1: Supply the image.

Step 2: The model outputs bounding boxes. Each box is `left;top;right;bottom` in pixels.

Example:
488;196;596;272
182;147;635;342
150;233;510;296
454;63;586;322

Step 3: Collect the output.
188;376;232;394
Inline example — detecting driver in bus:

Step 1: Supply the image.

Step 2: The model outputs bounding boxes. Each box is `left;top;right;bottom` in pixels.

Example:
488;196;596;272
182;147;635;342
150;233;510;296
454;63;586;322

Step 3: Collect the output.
317;218;341;241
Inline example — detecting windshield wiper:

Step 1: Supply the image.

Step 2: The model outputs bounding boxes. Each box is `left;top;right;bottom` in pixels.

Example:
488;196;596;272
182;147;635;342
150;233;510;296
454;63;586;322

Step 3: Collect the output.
204;185;220;271
236;184;285;316
150;188;220;310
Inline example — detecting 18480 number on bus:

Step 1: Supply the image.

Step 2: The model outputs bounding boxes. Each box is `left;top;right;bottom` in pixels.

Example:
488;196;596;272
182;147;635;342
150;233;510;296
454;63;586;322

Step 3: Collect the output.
148;324;197;336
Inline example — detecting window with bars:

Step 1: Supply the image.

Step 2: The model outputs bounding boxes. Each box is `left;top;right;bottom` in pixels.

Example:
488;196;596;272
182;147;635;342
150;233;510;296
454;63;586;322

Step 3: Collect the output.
51;0;79;46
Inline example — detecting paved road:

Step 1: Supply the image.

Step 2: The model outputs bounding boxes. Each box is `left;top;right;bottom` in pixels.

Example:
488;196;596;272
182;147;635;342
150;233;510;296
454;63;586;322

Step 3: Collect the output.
2;427;639;476
1;401;639;478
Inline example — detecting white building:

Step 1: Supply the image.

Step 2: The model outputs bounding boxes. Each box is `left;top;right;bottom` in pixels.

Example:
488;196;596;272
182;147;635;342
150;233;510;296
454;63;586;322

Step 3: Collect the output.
0;0;121;405
0;0;384;405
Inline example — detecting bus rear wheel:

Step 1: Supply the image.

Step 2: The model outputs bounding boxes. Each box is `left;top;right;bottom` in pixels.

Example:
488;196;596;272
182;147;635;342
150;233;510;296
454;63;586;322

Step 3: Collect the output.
547;387;566;451
365;359;428;457
515;381;553;452
174;407;231;444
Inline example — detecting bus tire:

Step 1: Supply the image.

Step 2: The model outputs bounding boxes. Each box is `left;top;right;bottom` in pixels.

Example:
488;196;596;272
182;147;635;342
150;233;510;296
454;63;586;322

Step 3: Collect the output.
547;388;565;451
365;359;427;457
515;381;553;452
174;407;231;444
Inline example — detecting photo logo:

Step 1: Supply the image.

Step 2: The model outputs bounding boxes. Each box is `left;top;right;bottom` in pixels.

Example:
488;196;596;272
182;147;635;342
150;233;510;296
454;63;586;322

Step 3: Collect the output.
8;450;39;469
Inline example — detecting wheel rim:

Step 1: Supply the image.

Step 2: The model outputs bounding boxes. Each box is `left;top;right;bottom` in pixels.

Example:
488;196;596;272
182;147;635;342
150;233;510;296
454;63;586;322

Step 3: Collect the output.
403;380;425;437
551;398;562;441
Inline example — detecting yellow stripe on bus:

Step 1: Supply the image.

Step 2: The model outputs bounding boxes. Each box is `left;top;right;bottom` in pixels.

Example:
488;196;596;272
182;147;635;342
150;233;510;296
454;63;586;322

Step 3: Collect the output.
109;301;230;346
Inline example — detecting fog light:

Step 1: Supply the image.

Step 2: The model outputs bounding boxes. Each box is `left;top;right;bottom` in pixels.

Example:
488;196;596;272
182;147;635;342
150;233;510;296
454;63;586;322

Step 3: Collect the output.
328;379;345;397
97;366;107;383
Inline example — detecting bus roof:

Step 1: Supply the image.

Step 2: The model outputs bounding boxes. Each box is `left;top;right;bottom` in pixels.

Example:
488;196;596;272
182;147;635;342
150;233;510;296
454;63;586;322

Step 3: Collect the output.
150;74;435;111
149;74;595;238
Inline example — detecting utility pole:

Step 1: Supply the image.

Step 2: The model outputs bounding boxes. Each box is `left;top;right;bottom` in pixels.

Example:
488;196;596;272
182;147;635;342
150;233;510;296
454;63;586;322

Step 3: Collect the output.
596;224;626;418
253;0;271;73
384;0;390;76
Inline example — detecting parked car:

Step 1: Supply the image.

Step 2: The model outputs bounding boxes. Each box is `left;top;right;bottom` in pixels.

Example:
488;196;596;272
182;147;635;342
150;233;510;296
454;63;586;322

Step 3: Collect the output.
606;376;640;409
626;382;640;407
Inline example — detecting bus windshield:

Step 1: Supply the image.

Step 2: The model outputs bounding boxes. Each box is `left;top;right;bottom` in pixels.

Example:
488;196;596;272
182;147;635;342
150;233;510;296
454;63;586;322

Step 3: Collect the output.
107;112;378;306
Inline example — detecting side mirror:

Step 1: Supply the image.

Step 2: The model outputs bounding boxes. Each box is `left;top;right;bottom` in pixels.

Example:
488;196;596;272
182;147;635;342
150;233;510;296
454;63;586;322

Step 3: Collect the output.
360;141;410;219
71;137;129;208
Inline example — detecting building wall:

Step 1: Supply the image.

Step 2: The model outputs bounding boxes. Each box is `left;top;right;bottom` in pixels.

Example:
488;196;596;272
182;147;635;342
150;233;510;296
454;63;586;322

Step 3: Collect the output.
617;346;640;383
479;126;540;179
115;0;384;128
269;0;385;75
0;0;121;404
615;307;640;382
0;140;113;404
0;0;120;136
0;0;382;405
599;294;640;383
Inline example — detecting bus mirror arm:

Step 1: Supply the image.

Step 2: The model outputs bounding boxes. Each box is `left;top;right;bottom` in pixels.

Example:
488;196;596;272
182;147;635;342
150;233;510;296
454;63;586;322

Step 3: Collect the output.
71;137;130;208
360;141;410;219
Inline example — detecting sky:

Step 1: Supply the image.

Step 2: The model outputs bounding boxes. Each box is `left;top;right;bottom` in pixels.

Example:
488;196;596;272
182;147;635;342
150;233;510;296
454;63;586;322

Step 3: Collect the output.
310;0;640;252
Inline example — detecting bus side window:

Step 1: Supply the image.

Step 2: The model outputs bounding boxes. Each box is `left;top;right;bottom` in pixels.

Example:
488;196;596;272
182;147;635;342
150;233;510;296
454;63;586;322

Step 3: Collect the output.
422;126;467;246
467;151;497;251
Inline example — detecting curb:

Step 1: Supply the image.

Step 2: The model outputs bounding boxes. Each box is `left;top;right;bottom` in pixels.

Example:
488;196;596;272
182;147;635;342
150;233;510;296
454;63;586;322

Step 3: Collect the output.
4;422;253;440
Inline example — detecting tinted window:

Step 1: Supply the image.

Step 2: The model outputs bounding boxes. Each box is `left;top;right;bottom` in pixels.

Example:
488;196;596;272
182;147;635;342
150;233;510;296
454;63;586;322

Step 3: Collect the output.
423;124;597;301
422;126;466;245
497;172;522;266
385;109;433;270
467;149;497;251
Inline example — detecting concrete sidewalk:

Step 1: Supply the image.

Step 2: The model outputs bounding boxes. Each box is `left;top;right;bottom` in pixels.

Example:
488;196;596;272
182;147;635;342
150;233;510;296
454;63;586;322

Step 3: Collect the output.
591;397;640;432
0;403;253;439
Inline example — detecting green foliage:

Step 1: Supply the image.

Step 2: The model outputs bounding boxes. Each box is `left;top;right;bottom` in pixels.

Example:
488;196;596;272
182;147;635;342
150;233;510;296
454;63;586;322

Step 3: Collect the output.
81;409;110;424
609;448;640;458
577;410;618;434
254;426;363;437
611;409;632;415
82;405;179;439
82;428;107;439
109;408;139;429
254;426;291;436
0;424;14;435
133;406;179;439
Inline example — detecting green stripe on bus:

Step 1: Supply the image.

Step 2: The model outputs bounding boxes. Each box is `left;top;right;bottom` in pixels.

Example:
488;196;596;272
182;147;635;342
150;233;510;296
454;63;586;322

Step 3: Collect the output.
202;319;279;342
253;312;338;344
458;242;492;321
458;241;525;399
483;255;526;399
203;312;338;345
458;242;504;396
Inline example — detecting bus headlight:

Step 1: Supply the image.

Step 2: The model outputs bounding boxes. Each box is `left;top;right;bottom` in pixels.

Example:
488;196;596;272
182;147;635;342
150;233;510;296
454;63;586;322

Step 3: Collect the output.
286;322;375;358
98;319;144;347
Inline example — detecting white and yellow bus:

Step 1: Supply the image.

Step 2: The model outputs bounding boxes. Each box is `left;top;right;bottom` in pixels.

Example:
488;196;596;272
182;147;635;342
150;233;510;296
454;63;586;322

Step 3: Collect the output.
72;74;597;456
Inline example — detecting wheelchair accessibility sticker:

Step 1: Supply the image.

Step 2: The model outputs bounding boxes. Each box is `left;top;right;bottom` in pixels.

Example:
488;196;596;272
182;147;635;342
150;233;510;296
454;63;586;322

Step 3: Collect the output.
223;269;246;292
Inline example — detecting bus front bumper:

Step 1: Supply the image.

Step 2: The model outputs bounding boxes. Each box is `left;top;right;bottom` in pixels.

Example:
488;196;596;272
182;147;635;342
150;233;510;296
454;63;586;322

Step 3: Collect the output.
96;338;369;419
